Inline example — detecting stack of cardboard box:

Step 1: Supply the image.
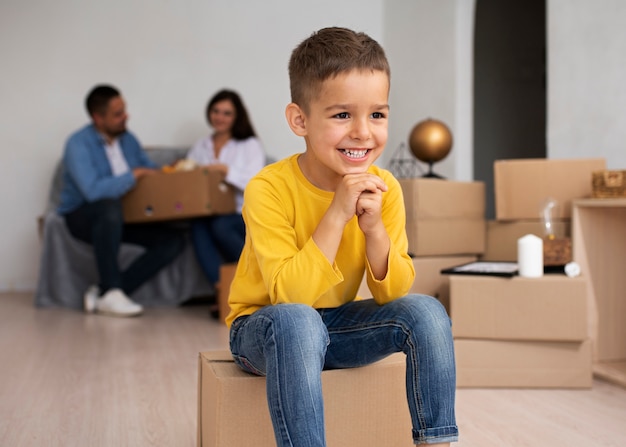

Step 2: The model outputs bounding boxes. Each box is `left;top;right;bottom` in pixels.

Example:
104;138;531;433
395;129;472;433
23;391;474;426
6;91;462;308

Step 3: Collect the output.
451;158;606;388
451;274;592;387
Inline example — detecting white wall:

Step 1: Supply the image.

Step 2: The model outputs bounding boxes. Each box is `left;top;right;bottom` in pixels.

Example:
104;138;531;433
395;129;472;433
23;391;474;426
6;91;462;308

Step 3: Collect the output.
383;0;470;180
0;0;474;291
0;0;386;290
548;0;626;169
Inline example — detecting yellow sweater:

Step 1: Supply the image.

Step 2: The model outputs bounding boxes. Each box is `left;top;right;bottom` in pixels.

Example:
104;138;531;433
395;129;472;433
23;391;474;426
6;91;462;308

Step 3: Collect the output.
225;154;415;327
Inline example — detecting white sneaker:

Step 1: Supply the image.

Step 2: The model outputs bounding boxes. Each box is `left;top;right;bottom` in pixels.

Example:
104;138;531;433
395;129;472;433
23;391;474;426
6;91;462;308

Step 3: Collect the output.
96;288;144;317
84;285;100;314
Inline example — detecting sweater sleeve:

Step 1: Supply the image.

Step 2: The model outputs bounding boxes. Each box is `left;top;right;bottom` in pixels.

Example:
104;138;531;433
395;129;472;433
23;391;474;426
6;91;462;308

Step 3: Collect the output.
243;174;343;307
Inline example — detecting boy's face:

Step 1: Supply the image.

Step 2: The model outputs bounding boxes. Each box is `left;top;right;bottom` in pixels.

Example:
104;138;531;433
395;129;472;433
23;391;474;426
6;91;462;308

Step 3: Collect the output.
292;69;389;190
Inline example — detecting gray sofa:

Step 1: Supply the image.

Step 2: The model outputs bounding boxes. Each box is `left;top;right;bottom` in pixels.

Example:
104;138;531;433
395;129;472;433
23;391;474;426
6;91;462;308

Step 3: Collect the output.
35;147;214;310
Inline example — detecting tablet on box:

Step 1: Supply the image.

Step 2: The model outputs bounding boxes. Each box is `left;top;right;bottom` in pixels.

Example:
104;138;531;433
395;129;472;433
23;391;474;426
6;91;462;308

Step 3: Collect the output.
440;261;518;277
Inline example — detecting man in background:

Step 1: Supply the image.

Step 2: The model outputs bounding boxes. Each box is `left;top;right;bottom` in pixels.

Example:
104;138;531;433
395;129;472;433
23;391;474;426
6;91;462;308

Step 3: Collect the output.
57;84;184;317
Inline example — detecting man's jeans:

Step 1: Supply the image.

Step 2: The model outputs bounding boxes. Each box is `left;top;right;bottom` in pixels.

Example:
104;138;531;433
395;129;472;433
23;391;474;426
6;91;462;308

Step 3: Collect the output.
229;294;459;446
64;199;185;296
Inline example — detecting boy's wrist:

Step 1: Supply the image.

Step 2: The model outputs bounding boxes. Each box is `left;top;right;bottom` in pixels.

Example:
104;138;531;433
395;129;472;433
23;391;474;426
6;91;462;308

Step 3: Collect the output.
363;226;388;243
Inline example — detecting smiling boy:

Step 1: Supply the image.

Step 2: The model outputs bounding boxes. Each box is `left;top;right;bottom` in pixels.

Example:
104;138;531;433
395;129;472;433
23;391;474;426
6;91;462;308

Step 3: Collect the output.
226;27;458;446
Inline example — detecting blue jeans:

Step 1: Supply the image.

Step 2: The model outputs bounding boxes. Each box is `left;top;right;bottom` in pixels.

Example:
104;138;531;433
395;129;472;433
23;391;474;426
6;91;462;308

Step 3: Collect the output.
229;295;459;446
190;213;245;285
64;199;185;296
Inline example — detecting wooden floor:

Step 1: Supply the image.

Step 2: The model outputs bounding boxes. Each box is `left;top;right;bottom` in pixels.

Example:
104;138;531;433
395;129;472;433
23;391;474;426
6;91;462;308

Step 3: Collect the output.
1;293;625;447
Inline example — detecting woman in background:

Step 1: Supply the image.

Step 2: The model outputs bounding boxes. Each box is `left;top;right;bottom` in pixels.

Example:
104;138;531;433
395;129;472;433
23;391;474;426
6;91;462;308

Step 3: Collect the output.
186;89;266;295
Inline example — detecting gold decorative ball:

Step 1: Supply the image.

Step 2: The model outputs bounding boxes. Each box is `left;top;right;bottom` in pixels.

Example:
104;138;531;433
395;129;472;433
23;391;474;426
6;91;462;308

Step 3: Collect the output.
408;118;453;163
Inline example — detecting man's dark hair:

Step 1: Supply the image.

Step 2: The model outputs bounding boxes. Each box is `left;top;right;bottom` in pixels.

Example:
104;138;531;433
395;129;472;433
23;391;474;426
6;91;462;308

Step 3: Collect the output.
85;84;121;116
205;89;257;140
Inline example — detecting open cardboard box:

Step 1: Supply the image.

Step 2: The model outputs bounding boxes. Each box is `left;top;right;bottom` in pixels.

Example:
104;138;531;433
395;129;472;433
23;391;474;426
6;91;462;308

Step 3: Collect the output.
122;168;235;223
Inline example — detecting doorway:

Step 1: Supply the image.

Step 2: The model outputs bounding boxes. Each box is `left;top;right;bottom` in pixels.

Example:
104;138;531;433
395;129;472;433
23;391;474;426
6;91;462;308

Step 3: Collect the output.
473;0;546;219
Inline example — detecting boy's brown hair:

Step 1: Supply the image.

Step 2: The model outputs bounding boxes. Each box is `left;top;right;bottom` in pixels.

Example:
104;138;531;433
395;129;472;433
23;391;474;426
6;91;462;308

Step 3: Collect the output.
288;27;390;112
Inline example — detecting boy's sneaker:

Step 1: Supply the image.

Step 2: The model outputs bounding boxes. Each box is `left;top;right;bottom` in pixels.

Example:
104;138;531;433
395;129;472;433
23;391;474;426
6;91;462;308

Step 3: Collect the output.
96;289;144;317
83;285;100;314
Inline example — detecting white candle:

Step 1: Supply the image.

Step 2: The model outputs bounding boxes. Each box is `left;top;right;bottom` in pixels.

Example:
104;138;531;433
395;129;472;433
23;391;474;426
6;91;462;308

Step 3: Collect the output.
517;234;543;278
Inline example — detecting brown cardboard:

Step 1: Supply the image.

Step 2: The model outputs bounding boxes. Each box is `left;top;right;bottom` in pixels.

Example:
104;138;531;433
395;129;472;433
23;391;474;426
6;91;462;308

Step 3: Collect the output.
450;274;587;341
217;263;237;324
481;219;571;262
198;351;411;447
122;168;235;223
494;158;606;221
455;338;592;388
358;255;478;313
399;179;486;256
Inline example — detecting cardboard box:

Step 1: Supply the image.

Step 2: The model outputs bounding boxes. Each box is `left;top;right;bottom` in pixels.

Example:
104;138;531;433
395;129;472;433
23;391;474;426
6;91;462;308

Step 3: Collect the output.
400;179;486;256
122;168;235;223
481;219;571;262
494;158;606;221
455;338;592;388
450;274;587;341
358;255;478;313
198;351;411;447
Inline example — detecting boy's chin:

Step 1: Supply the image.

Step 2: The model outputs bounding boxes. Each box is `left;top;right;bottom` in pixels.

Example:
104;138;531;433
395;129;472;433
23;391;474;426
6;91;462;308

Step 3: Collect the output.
342;164;374;175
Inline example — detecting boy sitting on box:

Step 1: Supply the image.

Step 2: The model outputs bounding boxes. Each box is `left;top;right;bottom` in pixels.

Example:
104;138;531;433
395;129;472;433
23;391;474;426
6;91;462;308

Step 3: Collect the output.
226;27;458;446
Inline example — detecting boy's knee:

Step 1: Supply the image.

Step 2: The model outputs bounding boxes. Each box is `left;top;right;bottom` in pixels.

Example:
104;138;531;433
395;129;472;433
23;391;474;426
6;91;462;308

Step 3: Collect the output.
264;304;328;349
400;294;452;335
406;294;448;316
270;304;324;330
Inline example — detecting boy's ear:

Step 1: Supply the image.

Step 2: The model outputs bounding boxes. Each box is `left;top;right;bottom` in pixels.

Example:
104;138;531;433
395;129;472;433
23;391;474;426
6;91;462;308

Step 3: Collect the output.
285;103;307;137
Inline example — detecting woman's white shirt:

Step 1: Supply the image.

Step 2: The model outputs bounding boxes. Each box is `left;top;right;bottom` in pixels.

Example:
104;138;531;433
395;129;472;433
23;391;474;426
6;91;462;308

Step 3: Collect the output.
186;136;265;213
